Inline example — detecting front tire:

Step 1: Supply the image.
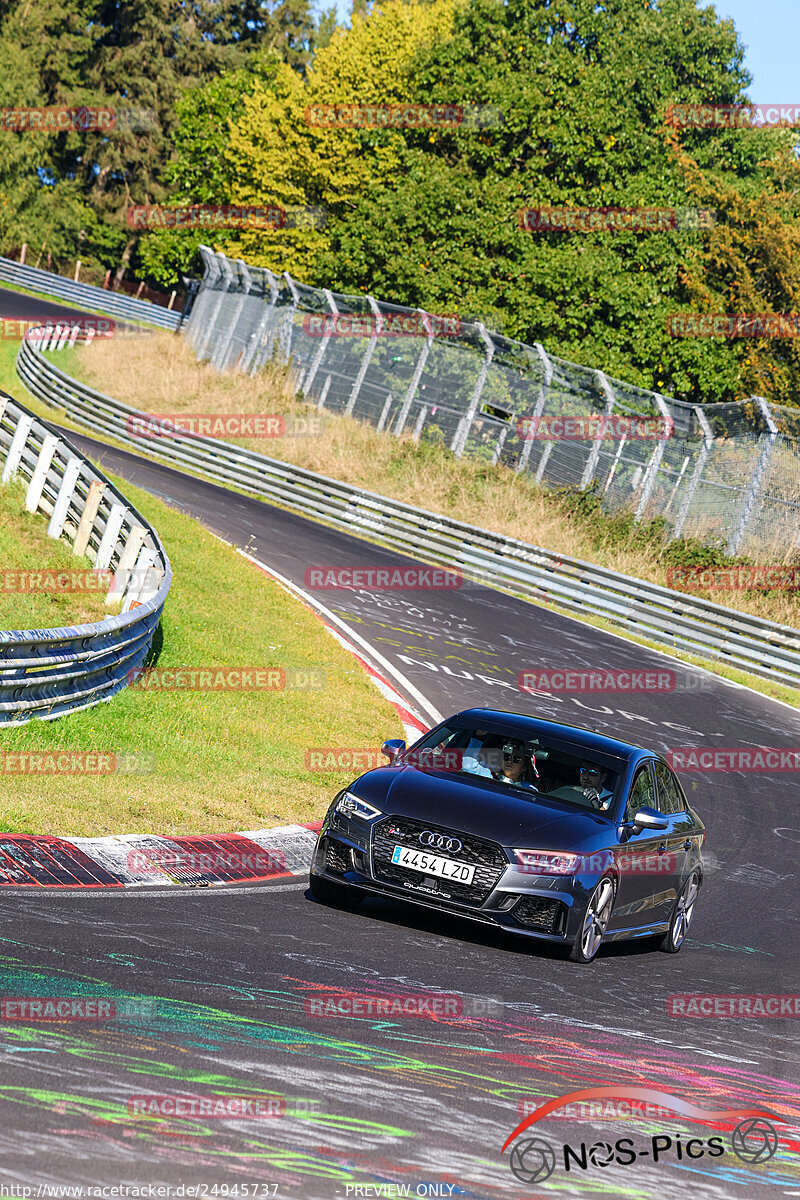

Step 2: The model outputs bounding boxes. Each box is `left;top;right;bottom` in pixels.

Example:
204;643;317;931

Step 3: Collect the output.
568;875;616;963
309;872;363;910
655;871;700;953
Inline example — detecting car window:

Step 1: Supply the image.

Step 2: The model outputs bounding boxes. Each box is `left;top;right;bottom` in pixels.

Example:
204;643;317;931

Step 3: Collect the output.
625;764;655;822
654;761;684;815
403;723;621;809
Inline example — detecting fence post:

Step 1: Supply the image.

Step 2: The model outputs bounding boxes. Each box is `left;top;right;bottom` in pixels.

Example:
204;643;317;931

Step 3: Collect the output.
278;272;300;364
394;312;433;435
345;295;382;415
182;245;217;347
451;323;494;458
580;371;616;489
726;397;779;556
516;342;553;474
211;259;251;371
671;406;713;540
304;289;340;398
195;252;234;360
243;269;280;374
634;394;673;521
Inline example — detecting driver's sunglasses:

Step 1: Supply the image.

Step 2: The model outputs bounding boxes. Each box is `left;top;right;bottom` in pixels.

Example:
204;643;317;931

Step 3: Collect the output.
580;766;601;776
503;752;523;763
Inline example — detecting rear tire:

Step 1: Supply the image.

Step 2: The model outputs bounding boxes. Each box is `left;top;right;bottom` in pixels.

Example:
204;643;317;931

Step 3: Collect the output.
655;871;700;953
309;872;362;910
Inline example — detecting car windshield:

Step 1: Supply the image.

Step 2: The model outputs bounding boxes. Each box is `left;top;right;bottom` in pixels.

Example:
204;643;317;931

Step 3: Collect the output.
402;723;621;811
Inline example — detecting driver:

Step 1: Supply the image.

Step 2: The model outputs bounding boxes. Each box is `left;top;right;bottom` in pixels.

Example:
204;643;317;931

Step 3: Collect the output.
578;761;614;810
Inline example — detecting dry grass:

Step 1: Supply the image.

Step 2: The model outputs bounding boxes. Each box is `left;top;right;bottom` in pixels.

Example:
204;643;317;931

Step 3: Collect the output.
61;332;800;631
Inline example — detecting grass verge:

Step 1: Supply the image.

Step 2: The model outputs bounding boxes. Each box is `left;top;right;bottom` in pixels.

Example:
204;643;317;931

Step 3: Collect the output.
0;477;112;629
0;468;403;837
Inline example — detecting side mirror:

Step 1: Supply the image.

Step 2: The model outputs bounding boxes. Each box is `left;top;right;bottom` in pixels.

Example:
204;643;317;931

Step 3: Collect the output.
630;806;668;833
381;739;406;764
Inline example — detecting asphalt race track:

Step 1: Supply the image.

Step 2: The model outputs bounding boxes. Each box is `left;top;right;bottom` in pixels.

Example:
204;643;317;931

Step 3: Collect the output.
1;335;799;1195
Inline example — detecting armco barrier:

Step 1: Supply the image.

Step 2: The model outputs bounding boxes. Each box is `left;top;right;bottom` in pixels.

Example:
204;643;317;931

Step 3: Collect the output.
15;330;800;689
0;387;172;724
0;255;181;331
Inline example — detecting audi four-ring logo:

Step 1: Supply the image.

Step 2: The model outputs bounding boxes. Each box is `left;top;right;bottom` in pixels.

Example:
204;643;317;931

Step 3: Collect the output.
419;831;462;854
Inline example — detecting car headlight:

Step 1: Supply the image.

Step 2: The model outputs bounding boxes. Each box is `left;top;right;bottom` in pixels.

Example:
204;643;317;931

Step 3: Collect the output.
514;849;582;875
334;792;383;822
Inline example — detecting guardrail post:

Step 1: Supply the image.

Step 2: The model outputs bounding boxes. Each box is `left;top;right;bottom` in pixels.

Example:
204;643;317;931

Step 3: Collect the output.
451;324;494;458
122;545;158;611
47;456;82;539
94;503;128;569
580;371;616;489
671;406;713;540
105;525;147;606
726;397;779;556
278;273;300;364
2;413;33;482
73;479;106;557
25;434;59;512
634;394;673;521
345;295;382;415
304;289;340;398
516;343;553;474
394;312;433;435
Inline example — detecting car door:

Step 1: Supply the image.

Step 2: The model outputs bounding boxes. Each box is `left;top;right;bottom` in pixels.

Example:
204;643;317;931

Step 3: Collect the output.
653;760;690;911
608;761;674;931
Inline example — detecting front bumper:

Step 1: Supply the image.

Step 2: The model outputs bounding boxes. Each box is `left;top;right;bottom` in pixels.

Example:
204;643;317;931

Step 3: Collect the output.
311;815;589;943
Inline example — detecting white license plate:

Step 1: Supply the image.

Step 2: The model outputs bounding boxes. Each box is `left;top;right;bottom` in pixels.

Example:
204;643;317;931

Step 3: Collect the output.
391;844;475;884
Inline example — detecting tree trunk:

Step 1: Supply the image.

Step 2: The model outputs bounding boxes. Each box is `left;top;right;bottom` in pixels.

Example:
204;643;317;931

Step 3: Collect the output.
112;236;137;291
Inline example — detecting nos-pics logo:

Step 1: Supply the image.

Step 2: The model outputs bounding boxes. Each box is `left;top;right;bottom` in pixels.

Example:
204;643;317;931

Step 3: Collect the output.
503;1088;783;1184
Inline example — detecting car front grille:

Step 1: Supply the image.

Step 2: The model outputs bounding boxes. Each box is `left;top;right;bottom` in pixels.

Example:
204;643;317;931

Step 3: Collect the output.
513;895;564;934
371;815;507;907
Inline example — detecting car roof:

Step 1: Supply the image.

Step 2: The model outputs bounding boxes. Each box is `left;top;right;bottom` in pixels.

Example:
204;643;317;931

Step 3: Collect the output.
448;707;654;764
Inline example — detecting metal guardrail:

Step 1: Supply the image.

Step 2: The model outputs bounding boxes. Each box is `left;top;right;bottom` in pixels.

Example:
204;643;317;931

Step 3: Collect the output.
0;385;172;724
0;255;181;330
15;330;800;690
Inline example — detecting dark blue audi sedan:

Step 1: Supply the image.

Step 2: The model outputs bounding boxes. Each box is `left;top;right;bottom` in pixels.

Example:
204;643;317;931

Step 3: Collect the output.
309;708;705;962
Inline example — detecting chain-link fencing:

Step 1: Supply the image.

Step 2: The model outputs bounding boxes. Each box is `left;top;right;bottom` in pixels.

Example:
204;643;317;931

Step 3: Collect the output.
183;246;800;561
